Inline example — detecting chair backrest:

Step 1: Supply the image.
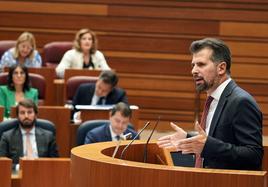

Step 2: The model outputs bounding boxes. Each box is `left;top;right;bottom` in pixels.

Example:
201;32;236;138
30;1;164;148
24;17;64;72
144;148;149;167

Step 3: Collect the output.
0;72;46;103
29;73;46;102
65;76;98;104
76;119;135;146
0;40;16;59
0;118;56;138
43;41;73;67
76;119;109;146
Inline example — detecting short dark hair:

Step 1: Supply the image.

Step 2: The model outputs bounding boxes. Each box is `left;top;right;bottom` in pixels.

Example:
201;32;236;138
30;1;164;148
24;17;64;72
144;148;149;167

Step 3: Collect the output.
7;64;31;91
190;38;231;75
110;102;132;118
16;99;38;116
99;70;118;87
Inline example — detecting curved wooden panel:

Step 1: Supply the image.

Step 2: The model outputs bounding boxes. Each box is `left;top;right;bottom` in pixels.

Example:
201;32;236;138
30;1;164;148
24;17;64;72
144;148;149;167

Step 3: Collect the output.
71;141;266;187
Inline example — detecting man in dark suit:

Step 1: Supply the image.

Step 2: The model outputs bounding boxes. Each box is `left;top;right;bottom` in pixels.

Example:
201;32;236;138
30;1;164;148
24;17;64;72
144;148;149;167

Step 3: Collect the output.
157;38;263;170
84;102;138;144
0;99;58;169
72;70;128;122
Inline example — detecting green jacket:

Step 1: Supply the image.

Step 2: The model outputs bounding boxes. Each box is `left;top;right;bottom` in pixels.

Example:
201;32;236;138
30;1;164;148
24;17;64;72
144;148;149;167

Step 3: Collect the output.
0;85;38;118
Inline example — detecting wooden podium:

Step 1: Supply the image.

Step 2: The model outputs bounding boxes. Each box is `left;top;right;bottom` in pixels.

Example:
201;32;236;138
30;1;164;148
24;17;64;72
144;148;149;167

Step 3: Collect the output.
0;158;12;187
71;141;267;187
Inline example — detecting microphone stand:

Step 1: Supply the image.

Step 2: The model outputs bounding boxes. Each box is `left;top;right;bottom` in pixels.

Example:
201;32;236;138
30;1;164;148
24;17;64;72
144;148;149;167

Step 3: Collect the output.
143;117;160;163
120;121;150;160
112;133;132;158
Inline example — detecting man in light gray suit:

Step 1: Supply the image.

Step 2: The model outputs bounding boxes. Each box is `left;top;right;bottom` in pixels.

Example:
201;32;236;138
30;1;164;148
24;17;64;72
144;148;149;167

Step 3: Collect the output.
0;99;58;168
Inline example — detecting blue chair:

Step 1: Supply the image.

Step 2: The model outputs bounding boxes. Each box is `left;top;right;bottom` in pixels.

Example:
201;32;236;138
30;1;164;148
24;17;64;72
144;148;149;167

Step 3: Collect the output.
0;118;56;138
76;119;109;146
76;119;135;146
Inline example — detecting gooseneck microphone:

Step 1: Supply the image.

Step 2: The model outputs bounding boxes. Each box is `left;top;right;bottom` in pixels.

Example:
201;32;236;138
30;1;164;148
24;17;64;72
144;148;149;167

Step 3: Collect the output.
120;121;150;160
143;117;160;163
112;133;132;158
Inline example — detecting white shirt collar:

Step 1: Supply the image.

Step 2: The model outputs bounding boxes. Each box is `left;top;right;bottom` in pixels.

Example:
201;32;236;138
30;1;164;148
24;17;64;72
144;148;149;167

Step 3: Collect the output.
210;78;232;101
109;125;123;141
20;126;36;135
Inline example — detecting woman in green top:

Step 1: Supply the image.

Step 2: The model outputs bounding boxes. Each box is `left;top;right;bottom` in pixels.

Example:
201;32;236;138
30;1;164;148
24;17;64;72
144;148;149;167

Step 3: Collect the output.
0;64;38;118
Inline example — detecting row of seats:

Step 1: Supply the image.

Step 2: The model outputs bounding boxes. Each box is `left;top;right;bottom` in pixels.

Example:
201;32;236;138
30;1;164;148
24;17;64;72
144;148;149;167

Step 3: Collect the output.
0;40;72;67
0;72;46;103
0;70;98;105
0;118;111;149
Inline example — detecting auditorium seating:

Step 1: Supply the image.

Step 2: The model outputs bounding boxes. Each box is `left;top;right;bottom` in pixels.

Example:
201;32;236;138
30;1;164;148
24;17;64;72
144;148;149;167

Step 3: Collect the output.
0;72;46;105
43;41;72;67
65;75;98;105
0;40;16;59
0;0;267;133
0;118;55;138
76;119;109;145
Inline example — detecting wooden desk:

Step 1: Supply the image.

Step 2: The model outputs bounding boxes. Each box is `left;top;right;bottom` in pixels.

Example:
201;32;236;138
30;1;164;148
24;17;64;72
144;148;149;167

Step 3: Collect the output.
37;106;71;157
19;158;70;187
71;141;267;187
64;69;101;81
79;105;139;130
0;158;12;187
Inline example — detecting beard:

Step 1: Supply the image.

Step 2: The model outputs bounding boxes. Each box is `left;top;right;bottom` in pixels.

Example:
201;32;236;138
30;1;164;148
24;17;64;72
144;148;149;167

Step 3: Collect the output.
19;118;36;130
195;79;211;92
194;73;220;92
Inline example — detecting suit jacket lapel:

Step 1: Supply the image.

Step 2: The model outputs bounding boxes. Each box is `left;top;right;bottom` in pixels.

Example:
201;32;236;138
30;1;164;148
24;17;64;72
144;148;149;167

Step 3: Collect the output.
209;80;237;136
104;124;112;141
35;127;44;156
14;128;24;157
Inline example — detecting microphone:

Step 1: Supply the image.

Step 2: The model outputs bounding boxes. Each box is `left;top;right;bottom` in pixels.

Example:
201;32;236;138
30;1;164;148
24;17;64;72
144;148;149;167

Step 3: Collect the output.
123;132;132;140
120;121;150;160
143;116;160;163
112;133;132;158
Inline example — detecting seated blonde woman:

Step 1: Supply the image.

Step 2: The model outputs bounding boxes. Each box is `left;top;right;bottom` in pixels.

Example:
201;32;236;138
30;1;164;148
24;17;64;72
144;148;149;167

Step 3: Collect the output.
0;31;42;71
56;28;110;78
0;64;38;118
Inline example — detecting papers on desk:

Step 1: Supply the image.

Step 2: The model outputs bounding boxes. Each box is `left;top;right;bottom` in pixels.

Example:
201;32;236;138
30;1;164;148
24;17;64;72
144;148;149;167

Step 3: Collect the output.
75;105;139;110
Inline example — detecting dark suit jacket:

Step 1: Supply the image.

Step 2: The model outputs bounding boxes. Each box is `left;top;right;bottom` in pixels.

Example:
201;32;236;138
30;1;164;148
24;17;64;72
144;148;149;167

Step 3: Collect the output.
84;123;138;144
0;126;59;164
72;83;128;112
199;80;263;170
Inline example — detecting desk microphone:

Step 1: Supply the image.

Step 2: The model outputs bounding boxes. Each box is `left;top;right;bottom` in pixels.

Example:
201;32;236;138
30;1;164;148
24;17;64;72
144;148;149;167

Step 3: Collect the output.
120;121;150;160
143;116;160;163
123;133;132;140
112;133;132;158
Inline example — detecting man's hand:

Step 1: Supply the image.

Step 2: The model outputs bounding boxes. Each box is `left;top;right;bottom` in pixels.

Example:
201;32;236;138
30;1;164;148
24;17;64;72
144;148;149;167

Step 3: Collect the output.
176;122;207;154
157;122;187;150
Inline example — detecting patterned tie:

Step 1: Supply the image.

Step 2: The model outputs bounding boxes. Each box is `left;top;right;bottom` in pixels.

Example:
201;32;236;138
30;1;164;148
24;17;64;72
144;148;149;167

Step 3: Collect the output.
195;96;214;168
26;131;34;158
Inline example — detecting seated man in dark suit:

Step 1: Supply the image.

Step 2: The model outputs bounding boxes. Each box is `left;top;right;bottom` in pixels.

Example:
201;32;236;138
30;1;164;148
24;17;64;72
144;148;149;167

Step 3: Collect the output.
72;70;128;123
84;102;138;144
0;99;59;170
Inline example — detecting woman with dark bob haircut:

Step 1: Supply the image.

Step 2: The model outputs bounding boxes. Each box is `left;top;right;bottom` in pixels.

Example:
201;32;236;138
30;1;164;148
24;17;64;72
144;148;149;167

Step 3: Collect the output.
0;64;38;118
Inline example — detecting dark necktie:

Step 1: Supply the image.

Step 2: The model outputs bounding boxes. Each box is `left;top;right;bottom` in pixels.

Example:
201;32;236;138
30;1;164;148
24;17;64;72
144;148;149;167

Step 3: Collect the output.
97;97;105;105
115;135;120;141
195;96;214;168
